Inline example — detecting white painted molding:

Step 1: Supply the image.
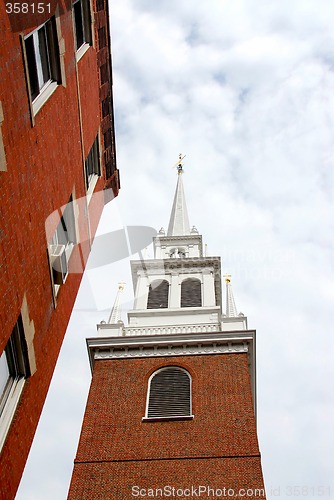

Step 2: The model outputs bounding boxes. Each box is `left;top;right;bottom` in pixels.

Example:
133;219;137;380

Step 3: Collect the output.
94;341;249;360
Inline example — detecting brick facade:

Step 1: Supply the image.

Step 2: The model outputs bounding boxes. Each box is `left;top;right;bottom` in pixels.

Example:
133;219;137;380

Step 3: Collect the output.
68;354;266;499
0;1;119;497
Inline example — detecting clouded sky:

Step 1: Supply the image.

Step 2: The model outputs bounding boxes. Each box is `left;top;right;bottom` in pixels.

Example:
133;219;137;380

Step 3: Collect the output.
17;1;334;498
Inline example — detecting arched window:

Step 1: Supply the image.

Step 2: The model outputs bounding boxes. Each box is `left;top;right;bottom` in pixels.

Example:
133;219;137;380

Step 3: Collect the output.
147;279;169;309
146;367;192;418
181;278;202;307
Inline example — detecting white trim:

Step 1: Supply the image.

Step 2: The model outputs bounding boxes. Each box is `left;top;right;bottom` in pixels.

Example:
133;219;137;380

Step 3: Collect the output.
0;377;25;452
55;6;66;88
86;173;99;205
76;42;90;62
32;81;58;116
142;415;194;422
93;341;248;361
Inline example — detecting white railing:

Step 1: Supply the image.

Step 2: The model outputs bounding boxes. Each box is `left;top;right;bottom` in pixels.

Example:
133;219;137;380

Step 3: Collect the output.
125;323;220;337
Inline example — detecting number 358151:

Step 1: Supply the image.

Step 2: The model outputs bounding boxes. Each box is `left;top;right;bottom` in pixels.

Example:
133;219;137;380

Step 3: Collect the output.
6;3;51;14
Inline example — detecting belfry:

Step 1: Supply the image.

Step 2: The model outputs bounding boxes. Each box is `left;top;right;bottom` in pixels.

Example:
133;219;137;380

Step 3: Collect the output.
68;158;266;499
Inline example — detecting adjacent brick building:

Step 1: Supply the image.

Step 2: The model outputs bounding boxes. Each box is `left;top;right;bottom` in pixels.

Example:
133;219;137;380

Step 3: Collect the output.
68;163;265;498
0;0;119;497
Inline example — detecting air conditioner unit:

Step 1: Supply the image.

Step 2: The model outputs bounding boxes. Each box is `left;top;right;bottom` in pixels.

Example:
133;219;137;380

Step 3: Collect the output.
50;244;68;285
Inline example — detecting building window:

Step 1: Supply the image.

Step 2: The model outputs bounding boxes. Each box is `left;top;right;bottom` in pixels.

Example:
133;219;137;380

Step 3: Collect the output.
181;278;202;308
0;316;30;451
73;0;92;51
147;280;169;309
85;136;100;190
24;17;61;104
145;367;192;419
49;196;76;290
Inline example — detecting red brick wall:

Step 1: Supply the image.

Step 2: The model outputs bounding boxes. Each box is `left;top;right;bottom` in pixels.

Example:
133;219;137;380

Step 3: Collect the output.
68;354;266;499
0;1;118;497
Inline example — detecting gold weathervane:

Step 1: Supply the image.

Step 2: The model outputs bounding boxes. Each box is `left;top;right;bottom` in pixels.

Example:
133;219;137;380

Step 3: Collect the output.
172;153;186;174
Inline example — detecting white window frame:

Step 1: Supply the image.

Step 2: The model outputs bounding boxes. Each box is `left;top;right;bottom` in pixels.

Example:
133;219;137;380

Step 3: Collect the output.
0;317;30;451
85;135;101;202
73;0;92;60
143;366;194;422
23;16;61;117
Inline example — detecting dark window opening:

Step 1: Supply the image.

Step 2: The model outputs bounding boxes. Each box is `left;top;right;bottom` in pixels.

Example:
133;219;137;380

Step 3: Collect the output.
100;62;109;85
147;280;169;309
181;278;202;307
24;17;60;102
98;26;106;49
96;0;104;11
147;367;191;418
73;0;92;51
102;97;110;118
0;316;30;417
103;128;112;149
85;135;100;189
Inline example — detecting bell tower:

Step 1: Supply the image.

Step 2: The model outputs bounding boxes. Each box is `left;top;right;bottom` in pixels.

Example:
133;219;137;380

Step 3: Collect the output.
68;158;266;499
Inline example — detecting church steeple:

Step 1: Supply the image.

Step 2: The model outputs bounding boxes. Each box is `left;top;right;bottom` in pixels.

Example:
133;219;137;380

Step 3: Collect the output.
108;282;125;324
167;156;190;236
224;274;238;317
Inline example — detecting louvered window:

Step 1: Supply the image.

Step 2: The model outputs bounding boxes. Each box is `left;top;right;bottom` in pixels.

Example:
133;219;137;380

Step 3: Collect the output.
181;278;202;307
147;280;169;309
146;367;191;418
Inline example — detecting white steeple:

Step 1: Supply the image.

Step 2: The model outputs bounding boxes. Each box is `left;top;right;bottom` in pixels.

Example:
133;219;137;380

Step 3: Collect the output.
97;159;247;337
221;274;248;330
224;274;238;317
108;282;125;323
167;156;190;236
98;283;126;337
154;157;202;260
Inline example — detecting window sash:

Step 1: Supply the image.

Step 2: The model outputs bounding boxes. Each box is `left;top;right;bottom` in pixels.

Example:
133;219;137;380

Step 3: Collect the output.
85;136;100;189
73;0;92;50
0;351;11;410
0;317;30;417
24;18;60;102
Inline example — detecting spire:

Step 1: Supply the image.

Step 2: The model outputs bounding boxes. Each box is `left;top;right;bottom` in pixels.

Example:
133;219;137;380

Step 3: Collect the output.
108;282;125;324
224;274;238;318
167;154;191;236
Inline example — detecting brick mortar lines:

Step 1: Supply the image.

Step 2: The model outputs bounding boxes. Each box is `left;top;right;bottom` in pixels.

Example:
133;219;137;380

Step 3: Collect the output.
74;453;262;465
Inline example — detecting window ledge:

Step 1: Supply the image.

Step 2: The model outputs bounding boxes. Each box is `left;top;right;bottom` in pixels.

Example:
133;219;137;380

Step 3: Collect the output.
86;174;99;205
32;81;58;116
76;43;90;62
0;377;25;452
142;415;194;423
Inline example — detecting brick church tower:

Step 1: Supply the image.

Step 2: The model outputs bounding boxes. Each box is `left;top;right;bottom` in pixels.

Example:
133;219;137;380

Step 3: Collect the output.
68;158;266;499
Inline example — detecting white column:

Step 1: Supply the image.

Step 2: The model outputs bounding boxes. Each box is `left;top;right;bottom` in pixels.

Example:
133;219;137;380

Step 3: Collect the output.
202;271;216;307
169;272;180;308
134;272;149;310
